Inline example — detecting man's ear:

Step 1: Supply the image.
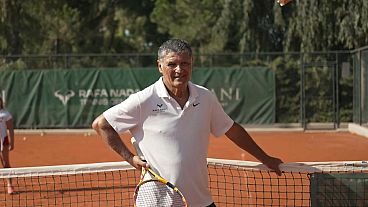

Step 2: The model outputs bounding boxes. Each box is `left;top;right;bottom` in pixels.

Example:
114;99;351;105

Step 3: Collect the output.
157;61;163;73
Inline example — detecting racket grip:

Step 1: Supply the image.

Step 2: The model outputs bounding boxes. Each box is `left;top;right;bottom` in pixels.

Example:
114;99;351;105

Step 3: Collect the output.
166;182;176;189
131;137;145;159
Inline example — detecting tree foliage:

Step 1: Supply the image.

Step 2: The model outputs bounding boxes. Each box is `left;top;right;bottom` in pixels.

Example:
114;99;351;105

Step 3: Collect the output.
284;0;368;51
1;0;368;55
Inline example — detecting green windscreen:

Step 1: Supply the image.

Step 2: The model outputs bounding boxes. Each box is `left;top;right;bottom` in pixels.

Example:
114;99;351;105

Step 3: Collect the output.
0;67;275;128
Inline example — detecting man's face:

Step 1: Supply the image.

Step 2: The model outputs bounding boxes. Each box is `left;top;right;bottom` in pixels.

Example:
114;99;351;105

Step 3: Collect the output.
158;52;193;90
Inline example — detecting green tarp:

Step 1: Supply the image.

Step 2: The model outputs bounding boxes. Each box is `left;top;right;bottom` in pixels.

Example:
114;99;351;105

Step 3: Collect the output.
0;67;275;128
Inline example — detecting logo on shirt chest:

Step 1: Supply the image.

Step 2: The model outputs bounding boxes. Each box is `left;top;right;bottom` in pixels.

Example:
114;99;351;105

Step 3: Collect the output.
152;103;167;113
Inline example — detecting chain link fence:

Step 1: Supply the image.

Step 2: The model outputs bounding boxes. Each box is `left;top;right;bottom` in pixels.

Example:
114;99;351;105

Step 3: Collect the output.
1;49;363;129
353;46;368;127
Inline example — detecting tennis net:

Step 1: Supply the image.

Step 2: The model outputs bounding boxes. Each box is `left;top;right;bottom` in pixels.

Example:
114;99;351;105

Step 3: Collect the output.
0;159;367;206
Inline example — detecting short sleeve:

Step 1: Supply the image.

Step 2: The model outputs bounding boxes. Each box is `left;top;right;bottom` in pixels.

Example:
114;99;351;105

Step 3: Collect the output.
209;93;234;137
103;94;140;133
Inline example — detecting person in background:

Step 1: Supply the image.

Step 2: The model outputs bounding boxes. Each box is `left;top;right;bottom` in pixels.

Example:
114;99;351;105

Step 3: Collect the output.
92;39;283;207
0;96;15;194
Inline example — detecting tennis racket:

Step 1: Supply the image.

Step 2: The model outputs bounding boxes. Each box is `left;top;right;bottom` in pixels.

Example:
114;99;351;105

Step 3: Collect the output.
131;137;188;207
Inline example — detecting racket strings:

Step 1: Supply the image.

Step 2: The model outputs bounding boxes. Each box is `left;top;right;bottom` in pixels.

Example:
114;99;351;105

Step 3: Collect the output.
135;180;185;207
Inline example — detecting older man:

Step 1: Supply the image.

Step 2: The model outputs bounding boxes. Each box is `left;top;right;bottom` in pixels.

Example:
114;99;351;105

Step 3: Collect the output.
92;39;283;207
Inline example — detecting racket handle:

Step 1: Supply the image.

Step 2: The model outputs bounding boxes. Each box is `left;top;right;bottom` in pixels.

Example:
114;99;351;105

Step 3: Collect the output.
131;137;145;159
166;182;176;190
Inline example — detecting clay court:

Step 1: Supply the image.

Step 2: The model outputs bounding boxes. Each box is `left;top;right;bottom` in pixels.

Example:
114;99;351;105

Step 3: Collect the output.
10;130;368;167
1;130;368;206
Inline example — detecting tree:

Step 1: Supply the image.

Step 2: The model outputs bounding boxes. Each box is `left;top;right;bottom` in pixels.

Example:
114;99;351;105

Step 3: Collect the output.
151;0;287;53
1;0;368;56
0;0;165;55
284;0;368;52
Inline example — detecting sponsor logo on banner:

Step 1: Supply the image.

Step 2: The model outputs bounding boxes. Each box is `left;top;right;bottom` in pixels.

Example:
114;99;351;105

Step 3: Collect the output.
211;87;241;107
53;88;140;106
54;90;76;105
53;87;241;107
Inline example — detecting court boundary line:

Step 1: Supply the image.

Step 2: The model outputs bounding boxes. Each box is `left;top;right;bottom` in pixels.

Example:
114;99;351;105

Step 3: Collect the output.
14;123;354;134
348;123;368;138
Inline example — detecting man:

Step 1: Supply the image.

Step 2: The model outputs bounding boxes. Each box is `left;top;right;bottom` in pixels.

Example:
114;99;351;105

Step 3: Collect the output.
92;39;283;207
0;96;15;194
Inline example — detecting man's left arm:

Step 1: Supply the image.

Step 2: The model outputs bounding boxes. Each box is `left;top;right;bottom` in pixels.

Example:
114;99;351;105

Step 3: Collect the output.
225;122;283;175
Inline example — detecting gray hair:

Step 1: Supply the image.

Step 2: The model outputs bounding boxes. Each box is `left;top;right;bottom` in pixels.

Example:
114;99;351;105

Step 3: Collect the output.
157;39;192;60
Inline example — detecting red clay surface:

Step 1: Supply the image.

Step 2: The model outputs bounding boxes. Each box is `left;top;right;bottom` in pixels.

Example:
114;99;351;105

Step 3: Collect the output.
10;131;368;167
2;131;368;207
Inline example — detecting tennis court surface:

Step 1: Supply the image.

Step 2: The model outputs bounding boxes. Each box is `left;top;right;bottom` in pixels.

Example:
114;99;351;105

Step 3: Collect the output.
1;130;368;206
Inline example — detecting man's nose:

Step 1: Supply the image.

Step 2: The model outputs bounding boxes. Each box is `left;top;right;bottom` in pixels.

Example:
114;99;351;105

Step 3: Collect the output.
174;65;184;72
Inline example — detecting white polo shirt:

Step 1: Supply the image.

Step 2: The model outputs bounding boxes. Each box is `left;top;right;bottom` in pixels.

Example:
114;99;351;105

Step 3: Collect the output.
104;77;234;207
0;109;12;151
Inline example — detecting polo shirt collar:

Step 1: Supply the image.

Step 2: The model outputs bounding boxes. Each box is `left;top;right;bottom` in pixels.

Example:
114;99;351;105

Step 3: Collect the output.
156;77;199;100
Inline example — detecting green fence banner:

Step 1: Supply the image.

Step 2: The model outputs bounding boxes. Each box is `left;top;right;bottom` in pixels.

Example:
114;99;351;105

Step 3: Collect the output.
0;67;275;128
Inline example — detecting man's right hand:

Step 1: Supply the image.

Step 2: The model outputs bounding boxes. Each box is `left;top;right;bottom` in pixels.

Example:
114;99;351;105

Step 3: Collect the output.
131;155;149;170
